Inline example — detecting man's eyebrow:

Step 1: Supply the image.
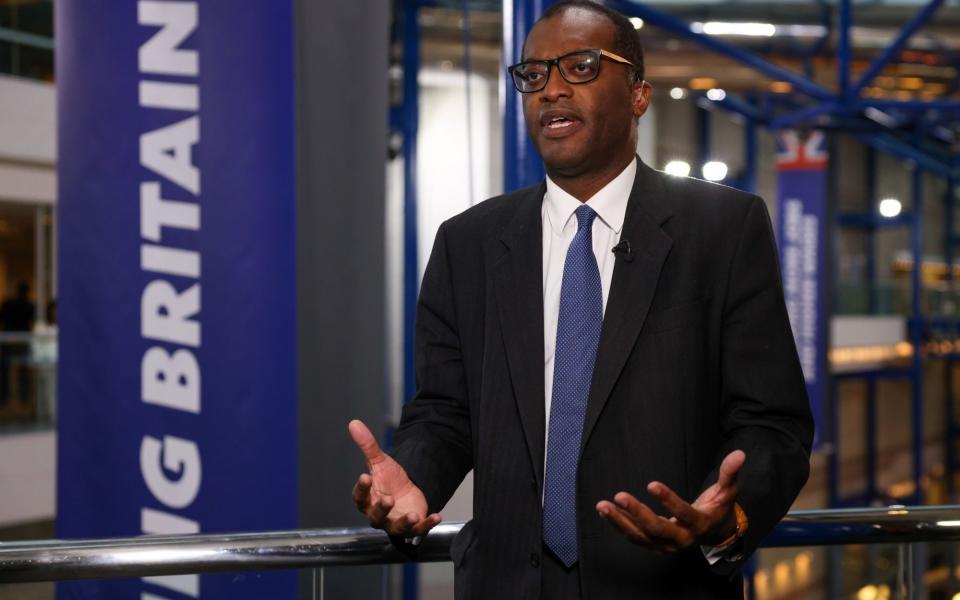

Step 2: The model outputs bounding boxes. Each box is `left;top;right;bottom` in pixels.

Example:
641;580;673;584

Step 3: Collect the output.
520;48;595;62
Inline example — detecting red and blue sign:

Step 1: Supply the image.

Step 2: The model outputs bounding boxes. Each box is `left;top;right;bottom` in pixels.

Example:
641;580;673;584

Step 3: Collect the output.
776;130;828;449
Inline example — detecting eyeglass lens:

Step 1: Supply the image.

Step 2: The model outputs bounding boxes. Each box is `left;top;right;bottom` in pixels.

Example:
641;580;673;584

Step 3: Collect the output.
512;51;600;92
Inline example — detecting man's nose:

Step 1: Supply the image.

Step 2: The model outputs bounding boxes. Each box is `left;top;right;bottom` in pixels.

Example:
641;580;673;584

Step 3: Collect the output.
538;64;572;102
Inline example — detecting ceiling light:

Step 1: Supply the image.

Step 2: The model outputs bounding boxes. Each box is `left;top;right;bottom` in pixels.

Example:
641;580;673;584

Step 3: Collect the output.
692;21;776;37
706;88;726;101
629;17;644;29
857;585;879;600
879;198;902;218
664;160;691;177
899;76;924;90
669;87;686;100
778;24;828;37
770;81;792;94
688;77;717;90
702;161;728;181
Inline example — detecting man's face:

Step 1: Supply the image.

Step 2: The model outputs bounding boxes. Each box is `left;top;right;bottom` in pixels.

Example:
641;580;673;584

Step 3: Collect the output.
521;9;648;177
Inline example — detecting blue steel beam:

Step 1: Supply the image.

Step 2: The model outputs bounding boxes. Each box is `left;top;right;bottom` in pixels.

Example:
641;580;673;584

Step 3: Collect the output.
770;103;841;130
859;100;960;113
838;0;852;98
854;132;954;179
803;0;832;75
502;0;549;191
607;0;834;102
710;93;768;124
837;212;915;228
851;0;947;97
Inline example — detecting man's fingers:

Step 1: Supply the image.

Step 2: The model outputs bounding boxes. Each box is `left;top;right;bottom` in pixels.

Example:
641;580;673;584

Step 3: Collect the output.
352;474;372;508
614;492;690;548
597;500;652;545
647;482;701;528
614;493;667;535
368;495;395;524
348;419;387;467
410;513;443;536
716;450;746;491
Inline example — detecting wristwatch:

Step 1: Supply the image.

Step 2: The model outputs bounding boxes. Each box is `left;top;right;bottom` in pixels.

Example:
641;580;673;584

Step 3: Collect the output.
718;502;749;547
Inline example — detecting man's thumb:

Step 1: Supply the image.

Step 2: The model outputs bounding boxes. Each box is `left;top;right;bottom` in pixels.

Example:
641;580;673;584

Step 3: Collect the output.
349;419;385;466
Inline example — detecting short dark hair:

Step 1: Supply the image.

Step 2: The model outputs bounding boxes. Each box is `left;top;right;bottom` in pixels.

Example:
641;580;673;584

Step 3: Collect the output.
535;0;645;83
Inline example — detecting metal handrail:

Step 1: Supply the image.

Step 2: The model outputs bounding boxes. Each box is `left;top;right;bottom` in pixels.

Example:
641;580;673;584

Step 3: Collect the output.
0;27;54;51
2;505;960;583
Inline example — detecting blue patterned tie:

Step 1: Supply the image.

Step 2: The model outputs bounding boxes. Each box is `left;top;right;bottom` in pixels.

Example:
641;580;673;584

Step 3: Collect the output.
543;204;603;568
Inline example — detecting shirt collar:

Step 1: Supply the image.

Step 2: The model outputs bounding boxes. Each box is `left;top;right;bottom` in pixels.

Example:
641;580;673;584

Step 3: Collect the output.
544;157;636;235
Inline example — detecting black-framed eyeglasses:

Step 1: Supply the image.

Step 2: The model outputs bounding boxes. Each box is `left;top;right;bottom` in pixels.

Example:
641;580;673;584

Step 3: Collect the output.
507;48;635;93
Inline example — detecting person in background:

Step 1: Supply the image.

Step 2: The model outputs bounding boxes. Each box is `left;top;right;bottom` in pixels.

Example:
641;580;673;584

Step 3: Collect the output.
0;282;35;409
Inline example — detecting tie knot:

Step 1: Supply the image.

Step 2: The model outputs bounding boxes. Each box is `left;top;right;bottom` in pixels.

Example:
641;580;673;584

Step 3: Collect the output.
575;205;597;231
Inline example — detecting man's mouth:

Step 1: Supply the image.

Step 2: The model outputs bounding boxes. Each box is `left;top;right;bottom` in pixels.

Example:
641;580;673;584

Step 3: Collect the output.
539;110;583;139
546;116;575;130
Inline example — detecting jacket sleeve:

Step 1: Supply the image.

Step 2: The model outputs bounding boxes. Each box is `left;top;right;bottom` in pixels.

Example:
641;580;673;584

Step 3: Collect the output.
390;222;474;513
706;195;814;575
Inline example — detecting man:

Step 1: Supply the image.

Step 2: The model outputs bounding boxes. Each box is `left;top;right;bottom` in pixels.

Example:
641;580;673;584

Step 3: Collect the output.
350;1;813;597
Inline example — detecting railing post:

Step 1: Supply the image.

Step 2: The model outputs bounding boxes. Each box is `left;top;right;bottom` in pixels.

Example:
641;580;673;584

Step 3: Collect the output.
312;567;324;600
897;542;914;600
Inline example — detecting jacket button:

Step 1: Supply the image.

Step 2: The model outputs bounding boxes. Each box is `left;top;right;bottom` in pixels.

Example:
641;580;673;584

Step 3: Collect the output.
530;552;540;568
530;479;538;492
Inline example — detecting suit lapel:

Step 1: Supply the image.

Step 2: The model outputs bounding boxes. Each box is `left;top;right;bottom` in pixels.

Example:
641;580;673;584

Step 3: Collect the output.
581;161;674;451
491;183;548;488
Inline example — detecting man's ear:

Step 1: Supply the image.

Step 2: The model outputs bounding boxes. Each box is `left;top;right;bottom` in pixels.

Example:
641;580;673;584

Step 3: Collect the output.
632;80;652;119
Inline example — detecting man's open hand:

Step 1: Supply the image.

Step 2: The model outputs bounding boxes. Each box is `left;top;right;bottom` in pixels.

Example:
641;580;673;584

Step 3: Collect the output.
596;450;746;554
349;419;442;537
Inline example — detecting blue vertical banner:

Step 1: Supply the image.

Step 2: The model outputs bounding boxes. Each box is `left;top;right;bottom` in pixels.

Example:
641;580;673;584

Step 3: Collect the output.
56;1;298;598
776;130;828;449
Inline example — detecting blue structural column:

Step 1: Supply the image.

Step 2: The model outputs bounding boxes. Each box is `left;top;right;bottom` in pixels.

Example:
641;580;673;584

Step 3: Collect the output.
865;147;878;502
401;3;420;598
743;109;757;193
837;0;852;99
698;105;711;177
945;178;956;498
402;0;420;405
503;0;550;191
911;166;925;504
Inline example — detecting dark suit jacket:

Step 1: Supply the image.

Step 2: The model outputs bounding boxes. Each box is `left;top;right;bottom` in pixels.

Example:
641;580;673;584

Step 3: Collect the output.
391;160;814;599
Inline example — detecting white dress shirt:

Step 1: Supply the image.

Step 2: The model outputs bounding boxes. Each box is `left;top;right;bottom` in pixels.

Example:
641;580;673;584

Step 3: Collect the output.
542;158;635;437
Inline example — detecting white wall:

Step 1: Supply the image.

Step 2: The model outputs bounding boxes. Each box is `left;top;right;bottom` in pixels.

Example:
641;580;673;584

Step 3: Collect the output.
0;74;56;205
0;75;58;529
0;430;55;525
416;69;495;282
